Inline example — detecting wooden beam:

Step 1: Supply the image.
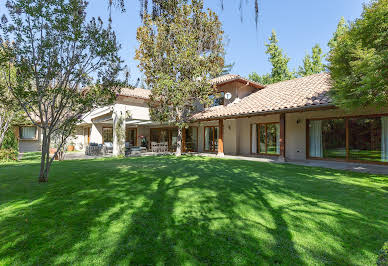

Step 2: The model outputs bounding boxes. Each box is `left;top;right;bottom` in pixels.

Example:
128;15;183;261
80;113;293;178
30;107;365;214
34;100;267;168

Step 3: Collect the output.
280;113;286;160
182;127;186;153
218;119;224;156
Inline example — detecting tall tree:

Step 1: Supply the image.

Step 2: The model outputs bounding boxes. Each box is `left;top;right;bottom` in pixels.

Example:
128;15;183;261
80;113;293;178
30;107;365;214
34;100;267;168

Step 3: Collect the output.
135;0;224;156
0;49;18;148
0;0;123;182
327;17;349;50
327;0;388;109
266;30;294;83
248;30;294;85
298;44;325;76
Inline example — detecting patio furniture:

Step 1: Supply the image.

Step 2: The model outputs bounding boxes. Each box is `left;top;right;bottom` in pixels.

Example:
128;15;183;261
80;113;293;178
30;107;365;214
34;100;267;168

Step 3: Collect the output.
104;142;113;153
160;142;168;153
127;146;147;156
85;143;104;156
151;142;159;153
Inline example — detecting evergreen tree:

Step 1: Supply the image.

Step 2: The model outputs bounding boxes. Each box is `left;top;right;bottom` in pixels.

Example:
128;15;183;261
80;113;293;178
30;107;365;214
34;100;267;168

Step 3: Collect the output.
248;30;294;85
298;44;325;76
266;30;295;83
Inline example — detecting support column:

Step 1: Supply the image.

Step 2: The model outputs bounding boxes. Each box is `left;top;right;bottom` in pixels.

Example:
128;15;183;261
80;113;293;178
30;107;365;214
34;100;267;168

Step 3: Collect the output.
279;113;286;162
217;119;224;157
182;127;186;153
113;106;126;156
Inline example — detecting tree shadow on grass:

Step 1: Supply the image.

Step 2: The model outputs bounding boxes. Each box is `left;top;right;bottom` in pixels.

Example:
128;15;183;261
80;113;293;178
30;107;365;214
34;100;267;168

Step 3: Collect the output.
0;156;387;265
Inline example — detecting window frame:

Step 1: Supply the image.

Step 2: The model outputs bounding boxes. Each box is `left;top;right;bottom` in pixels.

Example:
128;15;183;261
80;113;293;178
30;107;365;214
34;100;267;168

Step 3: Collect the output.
306;113;388;165
19;126;38;140
102;127;113;144
251;122;280;156
203;125;219;152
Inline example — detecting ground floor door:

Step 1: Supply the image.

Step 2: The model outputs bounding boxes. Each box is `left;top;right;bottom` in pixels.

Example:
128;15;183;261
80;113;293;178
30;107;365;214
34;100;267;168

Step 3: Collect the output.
204;126;219;152
126;128;137;146
150;128;178;151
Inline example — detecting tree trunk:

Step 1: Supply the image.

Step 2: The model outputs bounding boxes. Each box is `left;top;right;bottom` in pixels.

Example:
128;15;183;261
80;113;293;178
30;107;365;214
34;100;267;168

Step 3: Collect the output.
175;127;183;157
38;132;51;182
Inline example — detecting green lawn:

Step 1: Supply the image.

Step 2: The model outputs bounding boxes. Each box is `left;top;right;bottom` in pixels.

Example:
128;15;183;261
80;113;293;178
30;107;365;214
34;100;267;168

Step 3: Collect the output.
0;154;387;265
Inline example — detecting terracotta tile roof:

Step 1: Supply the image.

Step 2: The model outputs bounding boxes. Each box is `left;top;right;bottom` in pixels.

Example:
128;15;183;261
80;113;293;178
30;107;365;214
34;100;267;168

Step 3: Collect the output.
192;72;334;120
120;87;151;100
210;74;264;89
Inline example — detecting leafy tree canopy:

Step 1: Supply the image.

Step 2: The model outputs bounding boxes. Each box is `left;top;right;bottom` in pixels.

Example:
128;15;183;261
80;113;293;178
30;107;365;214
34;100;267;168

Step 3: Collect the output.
0;0;123;182
327;0;388;109
135;0;224;156
298;44;325;77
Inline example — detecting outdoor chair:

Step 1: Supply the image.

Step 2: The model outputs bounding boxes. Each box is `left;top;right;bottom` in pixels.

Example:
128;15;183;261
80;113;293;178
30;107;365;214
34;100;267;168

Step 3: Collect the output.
151;142;159;153
104;142;113;153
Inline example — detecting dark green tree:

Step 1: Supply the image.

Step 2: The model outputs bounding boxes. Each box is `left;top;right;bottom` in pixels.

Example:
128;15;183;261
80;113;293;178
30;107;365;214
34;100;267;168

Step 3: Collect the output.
327;0;388;109
298;44;325;76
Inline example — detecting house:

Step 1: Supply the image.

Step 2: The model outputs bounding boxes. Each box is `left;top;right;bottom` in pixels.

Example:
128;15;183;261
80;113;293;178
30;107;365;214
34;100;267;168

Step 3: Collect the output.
15;72;388;164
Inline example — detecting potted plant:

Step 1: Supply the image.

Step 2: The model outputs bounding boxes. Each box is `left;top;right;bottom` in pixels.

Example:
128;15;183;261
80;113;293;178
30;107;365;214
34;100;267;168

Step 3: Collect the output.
67;141;75;152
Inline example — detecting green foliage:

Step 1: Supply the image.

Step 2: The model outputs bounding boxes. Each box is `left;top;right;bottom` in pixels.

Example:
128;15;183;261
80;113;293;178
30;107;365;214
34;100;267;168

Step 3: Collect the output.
248;30;295;85
327;0;388;109
1;128;18;151
248;72;272;85
0;156;387;264
378;241;388;266
265;30;295;83
0;149;18;161
0;0;124;180
135;0;224;127
327;17;349;50
298;44;325;76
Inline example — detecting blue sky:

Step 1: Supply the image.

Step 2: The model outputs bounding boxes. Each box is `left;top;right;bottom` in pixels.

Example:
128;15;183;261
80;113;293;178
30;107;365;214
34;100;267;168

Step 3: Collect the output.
1;0;368;84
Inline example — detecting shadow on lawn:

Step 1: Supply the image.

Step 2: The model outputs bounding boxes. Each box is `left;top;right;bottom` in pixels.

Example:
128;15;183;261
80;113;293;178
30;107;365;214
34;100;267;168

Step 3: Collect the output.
0;156;387;265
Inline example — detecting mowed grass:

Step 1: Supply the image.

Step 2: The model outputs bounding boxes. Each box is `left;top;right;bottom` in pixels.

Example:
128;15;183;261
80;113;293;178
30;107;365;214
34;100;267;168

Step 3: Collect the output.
0;154;387;265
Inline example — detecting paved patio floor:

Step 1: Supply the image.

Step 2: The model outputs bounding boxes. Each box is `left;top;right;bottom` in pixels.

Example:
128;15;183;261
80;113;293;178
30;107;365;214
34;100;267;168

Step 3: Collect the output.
191;153;388;175
27;151;387;176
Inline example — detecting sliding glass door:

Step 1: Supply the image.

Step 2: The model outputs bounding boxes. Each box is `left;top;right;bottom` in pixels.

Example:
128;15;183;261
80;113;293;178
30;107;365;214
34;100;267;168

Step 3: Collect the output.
308;115;388;163
185;127;198;152
126;128;137;146
204;126;218;152
252;123;280;155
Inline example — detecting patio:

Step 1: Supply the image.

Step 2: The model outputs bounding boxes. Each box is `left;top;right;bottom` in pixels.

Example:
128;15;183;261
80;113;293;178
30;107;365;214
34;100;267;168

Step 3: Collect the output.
40;151;388;175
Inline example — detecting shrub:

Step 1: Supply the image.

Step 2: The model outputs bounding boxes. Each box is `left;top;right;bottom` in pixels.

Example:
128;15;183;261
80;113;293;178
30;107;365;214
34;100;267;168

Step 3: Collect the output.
2;128;18;151
378;241;388;266
0;149;18;161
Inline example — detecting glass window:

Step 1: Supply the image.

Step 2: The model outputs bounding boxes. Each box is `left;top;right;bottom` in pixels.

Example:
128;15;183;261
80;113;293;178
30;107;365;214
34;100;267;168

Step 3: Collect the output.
185;127;198;152
308;116;388;163
256;123;280;155
126;128;137;146
210;92;225;107
349;117;381;162
103;128;113;143
20;126;37;139
204;126;218;152
309;119;346;159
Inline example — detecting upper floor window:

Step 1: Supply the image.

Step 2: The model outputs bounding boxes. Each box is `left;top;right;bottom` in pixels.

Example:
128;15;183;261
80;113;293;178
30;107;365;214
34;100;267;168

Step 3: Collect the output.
210;92;225;107
19;126;37;140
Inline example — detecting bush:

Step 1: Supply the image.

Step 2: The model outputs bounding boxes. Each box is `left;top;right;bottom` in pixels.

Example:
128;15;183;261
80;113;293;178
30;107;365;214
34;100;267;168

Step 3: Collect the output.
378;241;388;266
2;128;18;151
0;149;18;162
